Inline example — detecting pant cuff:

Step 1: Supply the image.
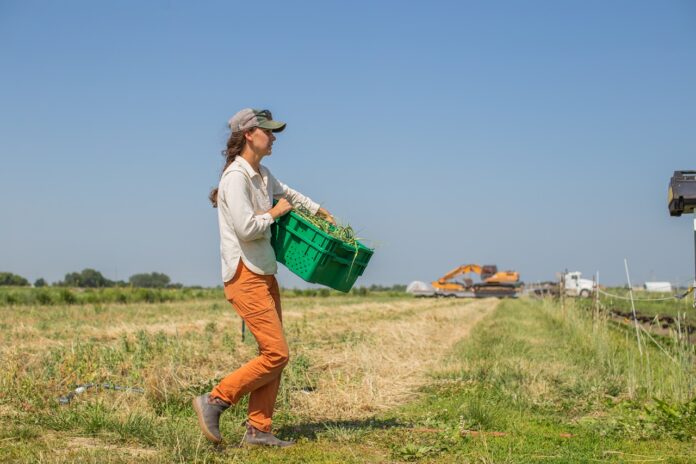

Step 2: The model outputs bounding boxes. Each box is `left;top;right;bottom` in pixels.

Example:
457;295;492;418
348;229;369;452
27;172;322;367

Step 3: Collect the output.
247;417;271;432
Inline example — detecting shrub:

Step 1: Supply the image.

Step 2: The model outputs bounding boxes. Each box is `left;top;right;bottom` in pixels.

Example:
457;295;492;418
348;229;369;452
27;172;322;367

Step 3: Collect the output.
351;286;369;296
59;289;77;305
4;292;19;305
35;290;53;305
115;290;129;304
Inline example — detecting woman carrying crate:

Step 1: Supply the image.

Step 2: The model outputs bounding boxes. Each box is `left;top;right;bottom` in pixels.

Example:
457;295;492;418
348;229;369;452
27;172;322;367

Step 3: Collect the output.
193;108;334;447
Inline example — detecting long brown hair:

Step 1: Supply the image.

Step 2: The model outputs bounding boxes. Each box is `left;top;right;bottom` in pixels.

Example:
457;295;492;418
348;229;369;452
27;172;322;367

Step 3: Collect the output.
209;130;248;207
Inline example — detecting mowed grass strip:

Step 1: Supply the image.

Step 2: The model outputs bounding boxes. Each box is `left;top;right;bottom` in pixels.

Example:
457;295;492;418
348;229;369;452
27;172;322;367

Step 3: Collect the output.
0;295;493;463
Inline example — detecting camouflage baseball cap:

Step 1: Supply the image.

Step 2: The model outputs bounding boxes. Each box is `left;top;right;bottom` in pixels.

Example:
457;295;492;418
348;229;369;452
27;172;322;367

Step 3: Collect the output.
228;108;286;134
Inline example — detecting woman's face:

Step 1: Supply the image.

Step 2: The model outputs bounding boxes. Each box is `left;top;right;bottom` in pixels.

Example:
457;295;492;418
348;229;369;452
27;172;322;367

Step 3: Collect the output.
248;127;276;157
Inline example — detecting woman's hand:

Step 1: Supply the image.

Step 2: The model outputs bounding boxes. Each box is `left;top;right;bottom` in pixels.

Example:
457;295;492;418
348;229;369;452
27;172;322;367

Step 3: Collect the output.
317;207;336;225
269;198;292;219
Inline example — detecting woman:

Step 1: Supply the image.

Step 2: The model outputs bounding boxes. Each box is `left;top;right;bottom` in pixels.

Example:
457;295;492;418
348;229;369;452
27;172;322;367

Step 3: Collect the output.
193;108;334;447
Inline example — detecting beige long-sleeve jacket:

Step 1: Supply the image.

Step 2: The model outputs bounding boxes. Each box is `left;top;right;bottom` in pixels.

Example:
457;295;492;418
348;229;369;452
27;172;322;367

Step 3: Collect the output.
217;156;320;281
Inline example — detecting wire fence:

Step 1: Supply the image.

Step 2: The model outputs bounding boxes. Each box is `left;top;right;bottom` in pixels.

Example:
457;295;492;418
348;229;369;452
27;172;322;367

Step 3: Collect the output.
597;288;679;302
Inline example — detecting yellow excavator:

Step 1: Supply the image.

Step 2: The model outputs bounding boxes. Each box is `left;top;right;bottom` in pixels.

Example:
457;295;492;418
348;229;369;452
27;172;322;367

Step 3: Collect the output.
432;264;521;298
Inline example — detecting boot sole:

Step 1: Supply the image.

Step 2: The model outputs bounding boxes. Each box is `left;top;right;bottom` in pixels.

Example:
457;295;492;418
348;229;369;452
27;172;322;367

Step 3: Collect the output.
192;396;222;444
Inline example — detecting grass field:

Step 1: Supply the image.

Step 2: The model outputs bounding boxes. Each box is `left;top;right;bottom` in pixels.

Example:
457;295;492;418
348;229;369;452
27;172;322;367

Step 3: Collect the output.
1;294;695;463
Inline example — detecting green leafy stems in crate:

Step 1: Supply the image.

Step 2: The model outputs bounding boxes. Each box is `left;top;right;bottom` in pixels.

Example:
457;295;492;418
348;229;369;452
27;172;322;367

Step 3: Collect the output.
293;206;358;247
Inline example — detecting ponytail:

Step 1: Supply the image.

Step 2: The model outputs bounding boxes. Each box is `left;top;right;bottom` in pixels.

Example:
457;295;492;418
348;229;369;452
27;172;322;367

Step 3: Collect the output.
209;130;248;207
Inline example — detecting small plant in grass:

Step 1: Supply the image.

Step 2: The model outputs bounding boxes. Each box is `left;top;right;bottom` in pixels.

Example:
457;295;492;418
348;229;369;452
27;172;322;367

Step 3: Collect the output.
644;397;696;441
465;399;489;429
392;443;441;461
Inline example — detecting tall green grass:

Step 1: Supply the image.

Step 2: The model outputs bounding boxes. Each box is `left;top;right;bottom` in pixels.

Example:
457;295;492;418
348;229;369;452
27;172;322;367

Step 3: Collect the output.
554;298;696;402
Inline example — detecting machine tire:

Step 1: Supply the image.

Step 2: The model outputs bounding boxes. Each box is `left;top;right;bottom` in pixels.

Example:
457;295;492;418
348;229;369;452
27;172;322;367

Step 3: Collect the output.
579;289;591;298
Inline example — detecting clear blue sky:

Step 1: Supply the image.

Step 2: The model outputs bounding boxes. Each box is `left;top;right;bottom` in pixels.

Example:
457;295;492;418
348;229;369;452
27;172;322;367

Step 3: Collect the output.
1;1;695;288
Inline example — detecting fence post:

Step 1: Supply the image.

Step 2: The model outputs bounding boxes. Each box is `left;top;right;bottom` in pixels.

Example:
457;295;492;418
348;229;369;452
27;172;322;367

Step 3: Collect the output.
624;258;643;356
560;270;566;314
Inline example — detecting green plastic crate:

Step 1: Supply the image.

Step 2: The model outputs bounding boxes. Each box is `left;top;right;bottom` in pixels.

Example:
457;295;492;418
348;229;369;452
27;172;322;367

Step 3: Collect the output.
271;211;374;292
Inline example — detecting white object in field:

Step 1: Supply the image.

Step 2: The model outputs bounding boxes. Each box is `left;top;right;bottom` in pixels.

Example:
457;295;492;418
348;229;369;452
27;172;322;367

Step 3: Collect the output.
562;271;595;297
75;386;86;394
643;282;673;293
406;281;434;295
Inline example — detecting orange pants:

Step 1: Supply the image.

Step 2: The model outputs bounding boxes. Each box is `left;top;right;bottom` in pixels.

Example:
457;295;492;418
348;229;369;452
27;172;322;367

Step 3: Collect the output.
211;261;288;432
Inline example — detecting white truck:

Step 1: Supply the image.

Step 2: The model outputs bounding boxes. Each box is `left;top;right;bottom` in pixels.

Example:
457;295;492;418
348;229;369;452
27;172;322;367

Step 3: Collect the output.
561;271;595;298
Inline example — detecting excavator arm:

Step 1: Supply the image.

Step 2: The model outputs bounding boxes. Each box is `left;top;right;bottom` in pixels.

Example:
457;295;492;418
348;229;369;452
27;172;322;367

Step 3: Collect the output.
432;264;521;297
435;264;482;285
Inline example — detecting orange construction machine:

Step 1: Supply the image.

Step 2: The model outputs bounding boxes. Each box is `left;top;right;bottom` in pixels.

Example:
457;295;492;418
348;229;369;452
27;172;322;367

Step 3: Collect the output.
432;264;521;298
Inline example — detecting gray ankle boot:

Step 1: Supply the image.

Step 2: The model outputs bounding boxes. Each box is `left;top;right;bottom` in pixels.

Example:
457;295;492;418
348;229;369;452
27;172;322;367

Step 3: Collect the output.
192;394;230;444
244;422;295;448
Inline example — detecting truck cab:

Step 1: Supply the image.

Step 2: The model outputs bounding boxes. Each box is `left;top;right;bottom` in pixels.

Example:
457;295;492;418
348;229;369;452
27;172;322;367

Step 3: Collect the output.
563;271;595;298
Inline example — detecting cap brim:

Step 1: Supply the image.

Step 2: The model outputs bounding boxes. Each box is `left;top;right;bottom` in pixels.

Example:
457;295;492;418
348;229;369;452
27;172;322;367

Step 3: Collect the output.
258;120;286;132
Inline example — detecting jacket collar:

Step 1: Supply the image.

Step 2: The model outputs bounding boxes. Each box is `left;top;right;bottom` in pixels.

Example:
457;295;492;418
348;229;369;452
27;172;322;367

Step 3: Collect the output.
223;156;264;179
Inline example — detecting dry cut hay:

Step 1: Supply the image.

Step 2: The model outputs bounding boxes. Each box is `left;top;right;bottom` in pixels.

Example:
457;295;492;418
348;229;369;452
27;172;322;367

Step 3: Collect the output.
288;298;498;420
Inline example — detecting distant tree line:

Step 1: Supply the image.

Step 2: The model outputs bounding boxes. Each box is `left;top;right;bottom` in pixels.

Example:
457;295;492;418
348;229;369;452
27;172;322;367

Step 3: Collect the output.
0;272;30;287
367;284;407;292
1;270;407;293
0;269;182;288
286;284;407;297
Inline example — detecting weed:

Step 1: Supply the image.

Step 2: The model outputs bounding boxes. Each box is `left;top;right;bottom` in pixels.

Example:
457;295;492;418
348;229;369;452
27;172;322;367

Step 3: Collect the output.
645;397;696;441
392;442;441;461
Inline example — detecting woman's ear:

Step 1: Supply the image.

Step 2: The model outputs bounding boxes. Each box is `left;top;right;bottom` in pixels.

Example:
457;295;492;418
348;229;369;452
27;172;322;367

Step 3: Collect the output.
243;128;256;143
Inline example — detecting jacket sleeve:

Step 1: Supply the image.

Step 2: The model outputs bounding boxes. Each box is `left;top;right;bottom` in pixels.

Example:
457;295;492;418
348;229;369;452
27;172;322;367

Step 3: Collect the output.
270;173;320;215
221;171;273;241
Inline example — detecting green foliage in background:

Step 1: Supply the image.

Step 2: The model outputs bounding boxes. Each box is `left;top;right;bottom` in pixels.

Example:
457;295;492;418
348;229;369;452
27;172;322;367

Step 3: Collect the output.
61;268;113;288
0;272;29;287
128;272;172;288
